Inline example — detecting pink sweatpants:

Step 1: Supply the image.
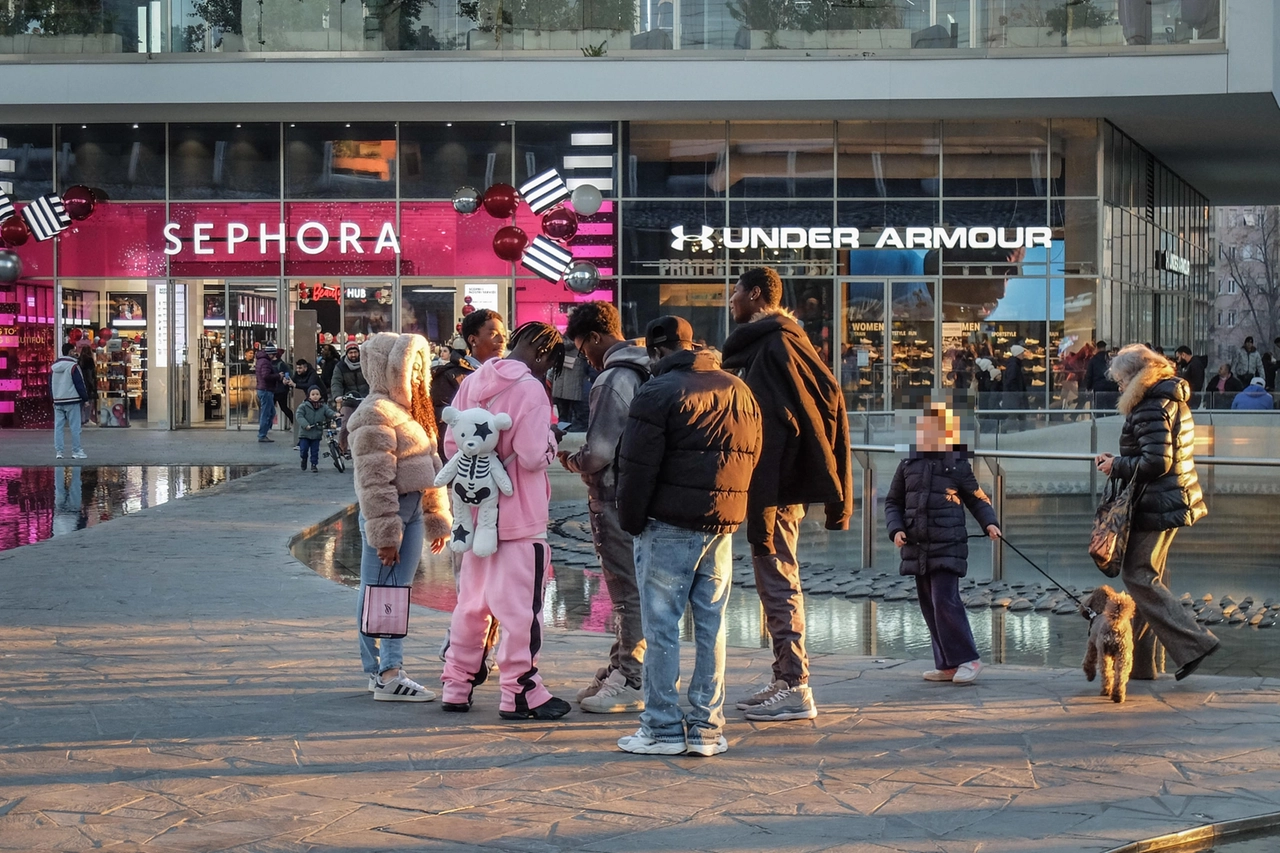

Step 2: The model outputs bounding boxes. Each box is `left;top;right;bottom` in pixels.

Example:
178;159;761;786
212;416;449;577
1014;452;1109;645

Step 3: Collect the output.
441;538;554;713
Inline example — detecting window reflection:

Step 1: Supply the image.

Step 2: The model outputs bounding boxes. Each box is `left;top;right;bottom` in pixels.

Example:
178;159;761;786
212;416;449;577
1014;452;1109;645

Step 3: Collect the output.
58;123;166;200
169;123;280;199
285;123;396;199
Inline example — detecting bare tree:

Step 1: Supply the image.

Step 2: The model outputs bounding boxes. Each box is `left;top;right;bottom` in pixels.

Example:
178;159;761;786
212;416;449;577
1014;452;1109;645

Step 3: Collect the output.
1218;206;1280;347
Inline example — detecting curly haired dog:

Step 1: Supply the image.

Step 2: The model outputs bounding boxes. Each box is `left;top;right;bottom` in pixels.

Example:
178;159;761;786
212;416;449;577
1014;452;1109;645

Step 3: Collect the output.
1082;585;1137;703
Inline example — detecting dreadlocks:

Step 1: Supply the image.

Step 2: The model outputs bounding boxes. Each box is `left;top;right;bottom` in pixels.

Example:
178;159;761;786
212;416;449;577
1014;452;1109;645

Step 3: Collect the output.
508;321;566;373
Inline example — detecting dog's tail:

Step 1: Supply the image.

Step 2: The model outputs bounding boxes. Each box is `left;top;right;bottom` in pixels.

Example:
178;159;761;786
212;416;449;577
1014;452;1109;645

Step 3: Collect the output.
1110;591;1136;622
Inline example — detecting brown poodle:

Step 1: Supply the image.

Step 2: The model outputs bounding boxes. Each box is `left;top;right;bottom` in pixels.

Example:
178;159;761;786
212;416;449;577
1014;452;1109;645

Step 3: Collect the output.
1082;585;1137;703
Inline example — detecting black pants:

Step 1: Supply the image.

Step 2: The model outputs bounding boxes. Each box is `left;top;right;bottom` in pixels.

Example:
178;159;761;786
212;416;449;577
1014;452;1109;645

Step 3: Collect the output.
915;572;979;670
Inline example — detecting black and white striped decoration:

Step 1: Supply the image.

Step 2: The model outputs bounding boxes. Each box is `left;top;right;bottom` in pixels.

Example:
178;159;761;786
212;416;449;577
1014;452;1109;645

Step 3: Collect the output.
518;169;571;214
0;191;13;223
23;193;71;241
521;235;573;282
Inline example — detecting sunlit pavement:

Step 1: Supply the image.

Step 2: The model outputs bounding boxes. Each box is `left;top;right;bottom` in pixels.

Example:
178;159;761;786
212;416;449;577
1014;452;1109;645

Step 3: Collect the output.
3;429;1280;852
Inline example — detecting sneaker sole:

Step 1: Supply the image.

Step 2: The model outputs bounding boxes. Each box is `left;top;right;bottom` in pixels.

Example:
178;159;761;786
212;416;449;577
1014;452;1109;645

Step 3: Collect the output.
685;742;728;757
441;702;471;712
578;701;645;714
618;741;687;755
743;707;819;721
373;691;436;702
735;699;768;710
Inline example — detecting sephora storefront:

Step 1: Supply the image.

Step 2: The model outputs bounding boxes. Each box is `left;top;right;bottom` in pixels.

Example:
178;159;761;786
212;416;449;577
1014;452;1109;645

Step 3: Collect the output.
0;117;1209;428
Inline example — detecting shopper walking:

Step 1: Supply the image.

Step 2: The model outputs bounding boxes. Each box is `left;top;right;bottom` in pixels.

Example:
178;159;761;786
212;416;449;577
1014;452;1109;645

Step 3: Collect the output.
77;344;97;426
347;333;452;701
885;403;1000;684
331;341;370;458
550;340;588;429
559;301;651;714
615;316;762;756
271;349;295;432
319;344;341;392
439;322;572;721
721;267;853;722
1095;344;1219;681
51;342;91;460
1001;344;1029;429
1084;340;1119;410
295;387;339;472
254;346;281;443
286;358;324;448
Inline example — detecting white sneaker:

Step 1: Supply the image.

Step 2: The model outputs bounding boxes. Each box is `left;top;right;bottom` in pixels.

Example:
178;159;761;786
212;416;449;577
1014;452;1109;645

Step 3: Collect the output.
367;675;378;692
575;671;607;703
923;668;958;682
735;678;787;710
71;450;87;459
617;728;686;755
953;660;983;684
372;671;436;702
686;735;728;757
579;670;644;714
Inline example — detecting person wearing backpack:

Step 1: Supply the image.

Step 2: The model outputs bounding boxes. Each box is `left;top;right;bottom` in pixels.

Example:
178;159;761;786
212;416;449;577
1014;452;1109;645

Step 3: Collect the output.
559;302;652;714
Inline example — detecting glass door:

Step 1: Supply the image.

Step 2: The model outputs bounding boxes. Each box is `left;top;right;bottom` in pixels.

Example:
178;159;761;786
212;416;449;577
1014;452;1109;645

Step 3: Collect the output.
840;277;940;412
227;280;280;431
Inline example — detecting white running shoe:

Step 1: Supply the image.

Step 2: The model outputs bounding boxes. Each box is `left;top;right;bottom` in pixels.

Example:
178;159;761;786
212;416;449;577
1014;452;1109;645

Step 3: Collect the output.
372;671;436;702
72;450;87;459
685;735;728;757
617;729;686;755
55;453;64;460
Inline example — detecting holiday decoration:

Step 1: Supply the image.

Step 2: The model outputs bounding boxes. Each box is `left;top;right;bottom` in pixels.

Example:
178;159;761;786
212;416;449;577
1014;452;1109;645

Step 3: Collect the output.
452;186;482;214
564;261;601;294
61;185;96;221
0;249;22;284
521;235;574;282
519;169;571;214
0;190;13;222
0;216;30;247
481;183;520;219
541;207;579;243
23;193;72;241
570;184;604;216
492;225;530;262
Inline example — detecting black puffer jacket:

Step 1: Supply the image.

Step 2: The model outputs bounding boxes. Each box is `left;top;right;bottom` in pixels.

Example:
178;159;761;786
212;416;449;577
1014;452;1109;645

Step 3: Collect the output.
1110;371;1207;532
616;348;762;536
884;453;998;577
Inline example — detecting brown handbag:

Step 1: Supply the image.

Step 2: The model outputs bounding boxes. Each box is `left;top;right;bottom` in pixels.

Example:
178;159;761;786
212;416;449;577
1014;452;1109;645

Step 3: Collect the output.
1089;472;1140;577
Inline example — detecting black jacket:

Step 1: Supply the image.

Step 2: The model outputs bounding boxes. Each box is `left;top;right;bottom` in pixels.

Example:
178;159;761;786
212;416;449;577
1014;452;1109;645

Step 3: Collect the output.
1085;351;1118;393
721;311;853;554
616;348;762;536
290;361;325;395
1110;374;1207;532
430;354;475;427
1177;355;1207;394
1002;355;1027;393
884;453;998;577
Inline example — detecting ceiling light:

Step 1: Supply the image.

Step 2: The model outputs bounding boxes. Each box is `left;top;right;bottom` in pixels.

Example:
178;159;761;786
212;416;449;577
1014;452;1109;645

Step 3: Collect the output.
235;123;242;128
132;123;139;129
81;124;87;129
290;123;296;127
345;123;351;128
446;122;453;127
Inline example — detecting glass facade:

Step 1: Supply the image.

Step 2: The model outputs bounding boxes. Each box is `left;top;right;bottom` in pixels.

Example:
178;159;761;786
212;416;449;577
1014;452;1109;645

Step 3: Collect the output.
0;118;1206;428
0;0;1224;54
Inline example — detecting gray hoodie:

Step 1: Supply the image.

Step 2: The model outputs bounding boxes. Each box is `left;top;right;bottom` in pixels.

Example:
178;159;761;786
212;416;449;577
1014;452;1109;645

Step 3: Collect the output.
564;341;650;505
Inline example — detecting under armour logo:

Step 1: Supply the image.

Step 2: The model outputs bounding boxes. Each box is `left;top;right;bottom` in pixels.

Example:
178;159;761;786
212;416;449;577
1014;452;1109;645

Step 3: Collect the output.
670;225;716;252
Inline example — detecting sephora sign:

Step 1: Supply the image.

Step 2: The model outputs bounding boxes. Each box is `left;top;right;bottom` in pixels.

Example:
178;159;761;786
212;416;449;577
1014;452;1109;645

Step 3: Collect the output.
163;220;402;256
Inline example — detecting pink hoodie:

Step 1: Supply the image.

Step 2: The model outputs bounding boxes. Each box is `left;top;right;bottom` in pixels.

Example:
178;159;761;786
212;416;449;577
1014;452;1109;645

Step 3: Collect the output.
444;358;557;541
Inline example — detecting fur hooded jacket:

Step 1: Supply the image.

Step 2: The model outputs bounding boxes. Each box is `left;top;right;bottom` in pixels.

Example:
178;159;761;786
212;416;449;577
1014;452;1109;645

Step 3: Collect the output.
347;333;452;549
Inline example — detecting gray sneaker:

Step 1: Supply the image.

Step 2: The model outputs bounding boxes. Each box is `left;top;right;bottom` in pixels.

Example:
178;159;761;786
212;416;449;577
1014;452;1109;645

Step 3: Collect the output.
579;670;644;714
575;669;608;703
743;684;817;721
735;678;787;710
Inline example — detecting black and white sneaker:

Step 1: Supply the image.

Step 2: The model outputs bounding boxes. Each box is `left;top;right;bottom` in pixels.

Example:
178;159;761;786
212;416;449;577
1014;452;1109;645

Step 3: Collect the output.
372;672;436;702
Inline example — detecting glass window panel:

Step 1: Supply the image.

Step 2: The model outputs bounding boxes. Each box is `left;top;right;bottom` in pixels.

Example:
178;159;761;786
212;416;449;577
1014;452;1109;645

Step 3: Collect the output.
285;122;396;199
58;123;166;201
1052;198;1100;275
727;199;835;269
841;280;886;411
890;279;936;408
727;121;834;199
838;121;939;198
624;121;725;199
620;199;725;277
343;282;395;337
515;122;616;200
943;199;1048;229
0;124;53;201
943;119;1048;198
169;123;280;200
837;200;938;231
620;279;726;347
399;122;513;199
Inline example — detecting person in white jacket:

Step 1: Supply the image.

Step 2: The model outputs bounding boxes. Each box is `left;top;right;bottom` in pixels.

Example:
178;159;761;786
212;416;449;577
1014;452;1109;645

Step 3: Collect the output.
50;342;90;460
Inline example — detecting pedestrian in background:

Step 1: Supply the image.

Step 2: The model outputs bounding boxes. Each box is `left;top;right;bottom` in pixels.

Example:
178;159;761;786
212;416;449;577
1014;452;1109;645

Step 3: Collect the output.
1232;336;1262;384
295;387;338;472
254;346;281;443
1231;376;1273;410
550;340;588;429
77;343;97;426
615;315;762;756
331;341;369;458
51;342;91;460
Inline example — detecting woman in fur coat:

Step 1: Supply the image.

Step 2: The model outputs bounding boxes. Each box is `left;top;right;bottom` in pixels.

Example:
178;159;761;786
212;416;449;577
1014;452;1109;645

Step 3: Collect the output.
1094;344;1219;682
347;332;453;702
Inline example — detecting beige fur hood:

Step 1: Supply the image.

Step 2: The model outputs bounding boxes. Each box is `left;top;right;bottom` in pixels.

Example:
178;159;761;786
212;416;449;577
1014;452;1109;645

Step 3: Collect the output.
1117;362;1182;416
347;333;451;549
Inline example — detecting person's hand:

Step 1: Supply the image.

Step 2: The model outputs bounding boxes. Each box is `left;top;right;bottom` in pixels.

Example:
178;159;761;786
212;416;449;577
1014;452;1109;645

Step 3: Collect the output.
893;531;907;548
1095;452;1115;476
430;537;447;555
551;424;566;442
986;525;1001;540
557;449;572;470
377;546;399;566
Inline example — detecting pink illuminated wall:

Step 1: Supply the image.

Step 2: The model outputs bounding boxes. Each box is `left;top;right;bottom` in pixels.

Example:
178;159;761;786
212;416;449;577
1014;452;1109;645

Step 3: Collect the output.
169;203;282;277
57;204;168;277
284;202;397;277
399;202;512;277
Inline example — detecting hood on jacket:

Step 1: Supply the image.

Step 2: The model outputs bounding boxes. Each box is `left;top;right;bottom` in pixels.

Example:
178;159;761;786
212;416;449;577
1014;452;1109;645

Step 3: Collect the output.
1240;383;1270;397
360;332;431;409
458;356;535;402
1118;363;1187;415
652;347;720;376
602;341;652;374
721;308;804;367
255;350;276;364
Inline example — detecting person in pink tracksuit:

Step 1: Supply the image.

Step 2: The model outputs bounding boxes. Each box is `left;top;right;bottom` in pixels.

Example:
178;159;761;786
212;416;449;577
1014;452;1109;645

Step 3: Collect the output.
439;322;572;720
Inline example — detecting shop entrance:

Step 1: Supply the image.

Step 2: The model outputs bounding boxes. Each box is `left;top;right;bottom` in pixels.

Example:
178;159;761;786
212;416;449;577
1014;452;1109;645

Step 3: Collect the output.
839;277;940;412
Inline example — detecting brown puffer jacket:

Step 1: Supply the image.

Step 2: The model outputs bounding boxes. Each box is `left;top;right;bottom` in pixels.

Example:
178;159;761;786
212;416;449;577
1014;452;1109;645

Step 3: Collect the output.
347;333;452;549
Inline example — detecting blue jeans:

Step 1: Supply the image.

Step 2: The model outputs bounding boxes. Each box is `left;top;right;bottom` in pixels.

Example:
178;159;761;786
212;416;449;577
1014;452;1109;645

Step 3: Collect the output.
256;390;275;438
53;403;82;454
634;518;732;744
357;493;425;676
299;437;319;466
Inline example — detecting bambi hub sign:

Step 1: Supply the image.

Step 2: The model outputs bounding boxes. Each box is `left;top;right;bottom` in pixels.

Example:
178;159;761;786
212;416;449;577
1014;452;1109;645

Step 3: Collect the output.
669;225;1053;252
163;220;403;256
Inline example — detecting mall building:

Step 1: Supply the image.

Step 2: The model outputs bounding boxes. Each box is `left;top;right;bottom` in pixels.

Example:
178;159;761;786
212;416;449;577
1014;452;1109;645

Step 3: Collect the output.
0;0;1277;428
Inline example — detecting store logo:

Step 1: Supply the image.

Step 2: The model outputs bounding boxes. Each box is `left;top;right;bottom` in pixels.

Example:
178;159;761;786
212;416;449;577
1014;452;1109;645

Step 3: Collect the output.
670;225;716;252
1156;250;1191;276
162;221;402;257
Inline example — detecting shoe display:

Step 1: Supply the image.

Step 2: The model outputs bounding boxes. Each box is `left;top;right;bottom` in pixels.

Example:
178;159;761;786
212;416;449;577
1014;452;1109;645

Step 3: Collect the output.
735;678;787;710
579;670;644;714
617;728;686;755
372;671;436;702
685;735;728;757
923;668;958;682
71;450;87;459
743;684;818;721
1175;643;1219;681
953;660;983;684
499;696;571;720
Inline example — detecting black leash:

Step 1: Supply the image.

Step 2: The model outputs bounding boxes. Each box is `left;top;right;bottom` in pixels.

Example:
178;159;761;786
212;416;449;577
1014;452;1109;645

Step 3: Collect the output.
994;533;1098;620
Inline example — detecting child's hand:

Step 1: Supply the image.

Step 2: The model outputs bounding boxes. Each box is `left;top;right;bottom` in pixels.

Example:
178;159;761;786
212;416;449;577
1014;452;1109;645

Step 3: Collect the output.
986;525;1001;540
893;532;907;548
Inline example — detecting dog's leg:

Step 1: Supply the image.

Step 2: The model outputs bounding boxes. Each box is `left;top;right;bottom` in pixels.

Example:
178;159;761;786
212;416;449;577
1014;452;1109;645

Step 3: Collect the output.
1114;636;1133;703
1083;636;1098;682
1100;651;1115;698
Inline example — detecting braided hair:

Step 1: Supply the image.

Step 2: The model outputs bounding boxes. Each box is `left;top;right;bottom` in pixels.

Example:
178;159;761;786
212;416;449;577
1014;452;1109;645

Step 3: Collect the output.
508;321;566;373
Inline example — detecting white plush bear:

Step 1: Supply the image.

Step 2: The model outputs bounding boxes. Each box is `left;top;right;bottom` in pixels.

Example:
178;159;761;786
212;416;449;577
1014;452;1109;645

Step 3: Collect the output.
434;406;514;558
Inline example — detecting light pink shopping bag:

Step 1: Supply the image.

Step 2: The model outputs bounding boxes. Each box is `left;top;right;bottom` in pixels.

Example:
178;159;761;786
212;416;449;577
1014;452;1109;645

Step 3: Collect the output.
360;584;410;638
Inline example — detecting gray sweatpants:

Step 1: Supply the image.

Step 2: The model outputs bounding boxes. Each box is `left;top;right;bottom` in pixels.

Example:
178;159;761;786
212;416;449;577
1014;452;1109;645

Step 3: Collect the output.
1122;527;1219;679
751;504;809;687
588;499;645;688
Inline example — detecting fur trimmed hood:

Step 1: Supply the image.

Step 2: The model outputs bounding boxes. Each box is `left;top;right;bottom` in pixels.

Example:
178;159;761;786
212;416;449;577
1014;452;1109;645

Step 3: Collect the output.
360;332;430;409
1117;363;1184;416
747;306;798;325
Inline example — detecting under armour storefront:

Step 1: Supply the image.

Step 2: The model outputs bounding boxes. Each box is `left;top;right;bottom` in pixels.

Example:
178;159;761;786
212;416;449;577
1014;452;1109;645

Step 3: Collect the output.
0;117;1209;428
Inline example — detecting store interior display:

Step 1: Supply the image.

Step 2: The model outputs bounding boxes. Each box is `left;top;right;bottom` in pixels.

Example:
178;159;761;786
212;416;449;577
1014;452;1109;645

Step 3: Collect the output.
198;332;226;421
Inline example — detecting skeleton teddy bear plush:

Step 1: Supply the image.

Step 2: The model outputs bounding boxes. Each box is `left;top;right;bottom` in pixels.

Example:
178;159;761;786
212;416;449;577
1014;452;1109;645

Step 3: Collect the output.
434;406;514;557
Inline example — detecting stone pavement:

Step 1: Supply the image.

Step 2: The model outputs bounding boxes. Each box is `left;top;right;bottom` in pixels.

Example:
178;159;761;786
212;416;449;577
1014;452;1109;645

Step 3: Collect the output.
3;430;1280;851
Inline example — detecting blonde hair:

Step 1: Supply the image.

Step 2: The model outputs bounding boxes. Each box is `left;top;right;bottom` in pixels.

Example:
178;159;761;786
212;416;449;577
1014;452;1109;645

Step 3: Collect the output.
1108;344;1175;387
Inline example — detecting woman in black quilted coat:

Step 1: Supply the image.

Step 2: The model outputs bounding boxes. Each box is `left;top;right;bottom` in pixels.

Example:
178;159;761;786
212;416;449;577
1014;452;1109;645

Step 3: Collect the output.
885;404;1001;685
1095;344;1218;681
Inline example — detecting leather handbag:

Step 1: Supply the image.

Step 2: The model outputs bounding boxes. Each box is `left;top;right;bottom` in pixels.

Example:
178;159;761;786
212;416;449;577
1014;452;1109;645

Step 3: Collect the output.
360;564;410;639
1089;472;1139;578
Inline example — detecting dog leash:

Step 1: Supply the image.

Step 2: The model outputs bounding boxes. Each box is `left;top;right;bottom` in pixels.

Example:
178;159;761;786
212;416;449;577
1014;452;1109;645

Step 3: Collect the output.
993;533;1098;620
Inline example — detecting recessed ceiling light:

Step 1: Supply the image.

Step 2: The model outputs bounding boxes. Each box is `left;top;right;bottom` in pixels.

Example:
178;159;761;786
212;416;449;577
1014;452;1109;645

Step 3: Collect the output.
290;123;296;127
81;125;87;129
345;123;351;128
235;123;242;128
500;122;506;126
446;122;453;127
132;123;139;129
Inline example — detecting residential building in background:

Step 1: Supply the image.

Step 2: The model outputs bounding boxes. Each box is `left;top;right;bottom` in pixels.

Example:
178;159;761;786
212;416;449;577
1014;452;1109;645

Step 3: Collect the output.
1213;206;1280;365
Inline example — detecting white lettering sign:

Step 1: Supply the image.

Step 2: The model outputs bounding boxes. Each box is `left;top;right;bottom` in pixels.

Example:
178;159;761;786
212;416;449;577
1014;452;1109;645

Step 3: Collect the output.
162;221;402;257
670;225;1052;252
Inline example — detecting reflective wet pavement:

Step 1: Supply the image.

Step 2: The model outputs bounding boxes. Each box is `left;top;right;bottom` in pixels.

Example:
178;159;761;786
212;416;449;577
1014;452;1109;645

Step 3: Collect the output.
0;466;261;552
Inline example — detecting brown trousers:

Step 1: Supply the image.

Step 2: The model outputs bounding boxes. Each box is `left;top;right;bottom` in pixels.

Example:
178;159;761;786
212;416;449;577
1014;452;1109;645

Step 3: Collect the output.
751;504;809;687
1122;527;1219;679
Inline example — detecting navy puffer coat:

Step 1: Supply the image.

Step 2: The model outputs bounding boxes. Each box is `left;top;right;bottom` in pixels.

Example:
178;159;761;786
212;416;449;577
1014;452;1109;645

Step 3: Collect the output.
884;452;999;577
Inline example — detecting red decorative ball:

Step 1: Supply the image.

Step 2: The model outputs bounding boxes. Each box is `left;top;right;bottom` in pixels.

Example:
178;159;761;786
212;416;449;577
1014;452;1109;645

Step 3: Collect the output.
62;185;96;221
541;207;579;242
1;216;30;247
482;184;520;219
492;225;529;262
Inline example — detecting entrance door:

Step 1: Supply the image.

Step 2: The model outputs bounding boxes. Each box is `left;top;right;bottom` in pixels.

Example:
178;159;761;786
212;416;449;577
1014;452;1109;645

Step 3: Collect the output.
169;281;190;427
839;277;939;412
227;280;281;431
